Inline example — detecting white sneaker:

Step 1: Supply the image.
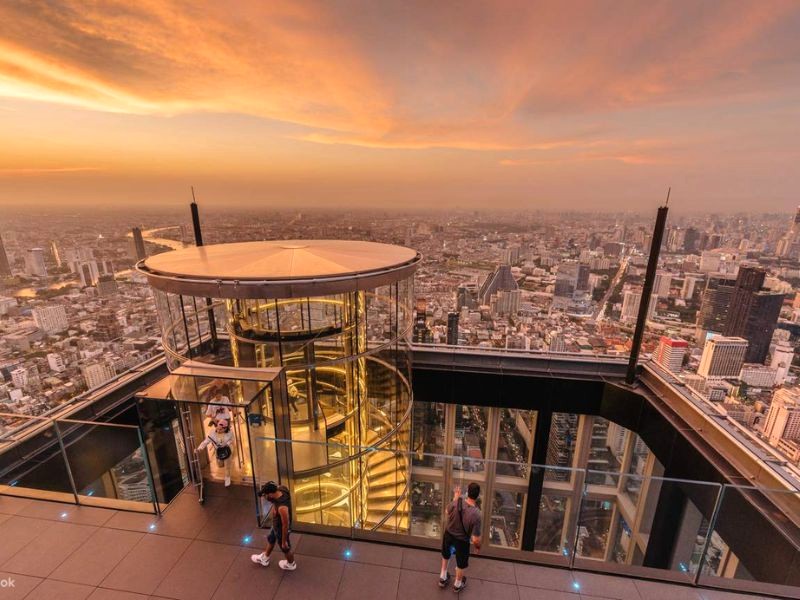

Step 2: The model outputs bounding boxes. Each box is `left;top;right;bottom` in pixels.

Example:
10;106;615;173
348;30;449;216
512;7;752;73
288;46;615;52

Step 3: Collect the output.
279;560;297;571
251;552;269;566
224;476;231;487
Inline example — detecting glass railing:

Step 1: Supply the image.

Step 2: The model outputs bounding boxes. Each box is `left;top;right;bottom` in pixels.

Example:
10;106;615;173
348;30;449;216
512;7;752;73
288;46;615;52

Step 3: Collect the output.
251;436;800;598
0;412;160;514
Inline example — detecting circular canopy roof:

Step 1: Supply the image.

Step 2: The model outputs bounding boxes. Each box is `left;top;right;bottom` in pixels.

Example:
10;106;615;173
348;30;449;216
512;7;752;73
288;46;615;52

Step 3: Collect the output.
137;240;421;299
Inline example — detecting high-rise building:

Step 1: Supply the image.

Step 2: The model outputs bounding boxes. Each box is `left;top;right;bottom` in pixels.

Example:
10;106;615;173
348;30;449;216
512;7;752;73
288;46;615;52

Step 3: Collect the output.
456;282;478;310
680;273;703;300
81;361;116;390
446;312;459;346
479;264;517;305
412;298;432;344
683;227;700;253
24;248;47;277
0;234;12;276
653;271;671;298
49;241;62;267
32;305;68;334
738;364;777;388
776;206;800;258
96;274;119;296
47;353;65;373
724;266;785;363
554;262;590;307
78;261;100;287
501;246;520;265
697;336;748;379
771;343;795;385
95;312;123;341
653;336;688;373
621;289;642;323
696;275;736;340
492;289;521;316
132;227;147;261
10;367;29;389
763;387;800;446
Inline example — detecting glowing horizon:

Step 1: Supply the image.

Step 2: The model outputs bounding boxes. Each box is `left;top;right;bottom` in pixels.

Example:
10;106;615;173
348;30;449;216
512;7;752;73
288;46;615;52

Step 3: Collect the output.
1;1;799;211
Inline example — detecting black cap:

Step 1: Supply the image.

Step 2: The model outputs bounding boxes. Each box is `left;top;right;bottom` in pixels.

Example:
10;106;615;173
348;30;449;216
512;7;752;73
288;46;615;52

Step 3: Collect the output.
258;481;279;497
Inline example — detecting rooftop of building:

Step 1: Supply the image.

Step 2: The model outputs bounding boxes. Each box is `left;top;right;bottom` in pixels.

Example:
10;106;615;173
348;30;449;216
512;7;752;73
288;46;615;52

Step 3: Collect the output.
139;238;417;287
0;485;769;600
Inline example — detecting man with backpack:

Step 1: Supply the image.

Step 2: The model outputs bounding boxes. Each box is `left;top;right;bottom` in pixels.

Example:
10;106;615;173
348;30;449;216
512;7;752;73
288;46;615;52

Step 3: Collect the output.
251;481;297;571
439;482;482;592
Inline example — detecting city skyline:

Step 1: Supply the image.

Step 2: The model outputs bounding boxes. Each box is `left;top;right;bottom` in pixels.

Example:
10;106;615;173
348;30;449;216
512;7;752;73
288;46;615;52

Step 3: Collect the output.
1;1;800;210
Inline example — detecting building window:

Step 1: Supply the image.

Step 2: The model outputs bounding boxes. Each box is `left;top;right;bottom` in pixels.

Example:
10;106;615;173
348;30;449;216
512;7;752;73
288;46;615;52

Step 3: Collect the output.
586;417;628;486
410;481;443;538
412;402;446;469
454;405;489;473
545;412;578;482
490;490;526;549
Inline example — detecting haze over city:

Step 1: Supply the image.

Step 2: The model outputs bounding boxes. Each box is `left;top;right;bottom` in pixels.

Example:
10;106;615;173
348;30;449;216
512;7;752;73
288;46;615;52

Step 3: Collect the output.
1;1;800;210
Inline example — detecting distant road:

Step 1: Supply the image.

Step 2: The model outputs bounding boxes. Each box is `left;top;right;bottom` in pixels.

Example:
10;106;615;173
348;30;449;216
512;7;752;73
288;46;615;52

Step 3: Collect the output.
593;256;629;323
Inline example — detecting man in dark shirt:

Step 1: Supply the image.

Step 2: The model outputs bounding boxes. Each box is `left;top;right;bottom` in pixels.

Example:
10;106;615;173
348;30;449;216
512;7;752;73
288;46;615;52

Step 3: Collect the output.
439;482;482;592
251;481;297;570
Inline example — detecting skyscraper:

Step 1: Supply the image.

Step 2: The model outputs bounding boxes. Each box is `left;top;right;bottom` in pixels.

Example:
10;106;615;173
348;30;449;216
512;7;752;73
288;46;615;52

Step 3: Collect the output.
132;227;147;261
724;266;784;363
479;264;517;305
446;312;459;346
763;387;800;447
32;305;68;334
653;270;671;298
621;289;642;323
653;336;688;373
696;275;736;340
771;343;795;385
78;261;100;287
697;336;748;379
0;234;11;277
24;248;47;277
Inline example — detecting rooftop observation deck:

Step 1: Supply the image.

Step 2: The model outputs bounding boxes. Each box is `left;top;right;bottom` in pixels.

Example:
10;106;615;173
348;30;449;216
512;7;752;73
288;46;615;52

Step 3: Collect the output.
0;485;767;600
1;346;799;599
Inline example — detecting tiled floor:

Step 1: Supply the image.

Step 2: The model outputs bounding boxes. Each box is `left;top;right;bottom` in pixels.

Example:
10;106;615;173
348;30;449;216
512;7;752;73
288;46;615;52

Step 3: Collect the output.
0;488;777;600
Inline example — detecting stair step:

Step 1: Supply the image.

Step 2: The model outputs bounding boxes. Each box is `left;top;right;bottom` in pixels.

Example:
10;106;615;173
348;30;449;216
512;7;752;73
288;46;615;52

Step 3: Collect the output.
368;470;406;487
368;487;407;501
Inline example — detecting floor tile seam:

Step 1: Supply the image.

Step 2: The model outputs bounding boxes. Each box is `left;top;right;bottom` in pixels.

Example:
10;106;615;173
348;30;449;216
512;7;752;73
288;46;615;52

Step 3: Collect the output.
144;535;199;596
50;527;147;588
0;517;69;574
330;557;348;600
95;532;193;595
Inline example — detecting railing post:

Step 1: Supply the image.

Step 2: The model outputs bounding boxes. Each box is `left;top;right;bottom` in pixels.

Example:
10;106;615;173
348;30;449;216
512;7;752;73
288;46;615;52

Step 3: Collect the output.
53;419;80;506
626;194;670;384
693;483;726;585
137;425;161;516
569;467;589;569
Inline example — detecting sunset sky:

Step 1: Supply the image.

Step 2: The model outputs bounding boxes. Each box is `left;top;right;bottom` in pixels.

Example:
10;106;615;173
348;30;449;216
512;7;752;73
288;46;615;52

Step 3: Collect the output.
1;1;799;211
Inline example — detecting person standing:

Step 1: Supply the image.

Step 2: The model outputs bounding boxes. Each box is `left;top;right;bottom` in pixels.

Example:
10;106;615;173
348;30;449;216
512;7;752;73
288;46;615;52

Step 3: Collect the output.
251;481;297;571
205;384;233;426
439;482;482;592
195;419;235;487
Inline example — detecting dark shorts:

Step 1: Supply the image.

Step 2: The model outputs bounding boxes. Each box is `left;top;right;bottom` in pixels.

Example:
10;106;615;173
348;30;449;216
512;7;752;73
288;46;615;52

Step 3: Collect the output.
268;528;292;553
442;531;471;569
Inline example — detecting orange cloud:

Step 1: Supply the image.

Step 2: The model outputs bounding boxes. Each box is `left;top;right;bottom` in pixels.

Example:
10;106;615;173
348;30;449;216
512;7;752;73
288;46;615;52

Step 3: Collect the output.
0;166;105;176
0;0;797;154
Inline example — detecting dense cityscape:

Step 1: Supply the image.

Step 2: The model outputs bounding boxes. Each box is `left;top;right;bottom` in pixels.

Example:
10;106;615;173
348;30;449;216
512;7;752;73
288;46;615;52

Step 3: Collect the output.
2;205;800;477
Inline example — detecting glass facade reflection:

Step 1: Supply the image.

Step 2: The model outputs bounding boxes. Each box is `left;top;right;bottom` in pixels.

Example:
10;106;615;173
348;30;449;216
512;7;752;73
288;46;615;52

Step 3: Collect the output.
139;240;420;534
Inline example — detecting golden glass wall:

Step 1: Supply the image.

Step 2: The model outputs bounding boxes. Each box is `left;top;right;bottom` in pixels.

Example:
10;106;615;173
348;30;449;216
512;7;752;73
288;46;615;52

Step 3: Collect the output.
151;279;414;533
